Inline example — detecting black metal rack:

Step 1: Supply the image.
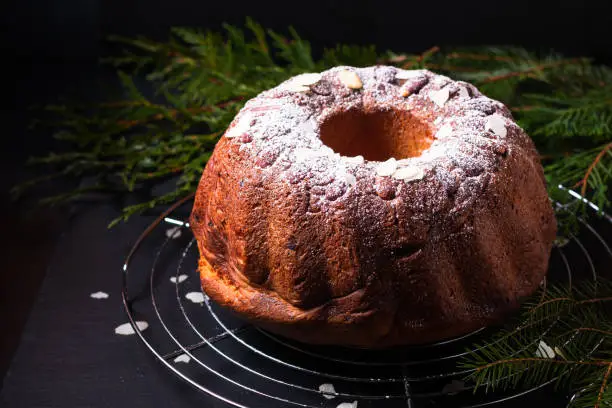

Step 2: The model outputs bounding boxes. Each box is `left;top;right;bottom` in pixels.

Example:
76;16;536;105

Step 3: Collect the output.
121;194;611;407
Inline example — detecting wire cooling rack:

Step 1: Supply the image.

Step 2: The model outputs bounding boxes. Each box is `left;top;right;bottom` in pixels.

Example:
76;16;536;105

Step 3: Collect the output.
121;193;612;408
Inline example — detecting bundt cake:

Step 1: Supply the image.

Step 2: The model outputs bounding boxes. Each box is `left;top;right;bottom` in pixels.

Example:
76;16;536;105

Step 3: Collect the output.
189;66;557;347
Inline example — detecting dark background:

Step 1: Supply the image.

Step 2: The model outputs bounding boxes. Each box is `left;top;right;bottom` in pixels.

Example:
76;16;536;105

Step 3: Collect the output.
2;0;612;397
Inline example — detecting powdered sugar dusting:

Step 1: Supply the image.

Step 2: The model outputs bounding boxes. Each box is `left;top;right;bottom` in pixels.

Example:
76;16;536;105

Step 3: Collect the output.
436;123;453;139
221;65;525;214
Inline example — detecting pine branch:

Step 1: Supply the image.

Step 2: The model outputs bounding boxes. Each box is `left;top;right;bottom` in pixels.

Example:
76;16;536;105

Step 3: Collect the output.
14;20;612;234
462;279;612;406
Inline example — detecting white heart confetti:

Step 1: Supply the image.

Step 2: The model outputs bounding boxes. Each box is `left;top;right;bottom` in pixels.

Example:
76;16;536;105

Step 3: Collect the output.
319;383;337;399
114;321;148;335
392;166;424;182
336;401;358;408
165;226;182;239
186;292;206;304
90;291;109;299
174;354;191;364
535;340;556;359
429;87;450;107
376;158;397;177
170;274;188;284
485;115;508;138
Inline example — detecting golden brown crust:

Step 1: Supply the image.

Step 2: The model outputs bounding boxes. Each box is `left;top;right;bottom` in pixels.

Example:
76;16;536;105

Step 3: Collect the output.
189;66;557;347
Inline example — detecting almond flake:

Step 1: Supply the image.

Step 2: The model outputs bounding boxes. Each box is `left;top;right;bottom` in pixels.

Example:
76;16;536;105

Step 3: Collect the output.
392;166;424;182
336;402;358;408
283;83;311;93
429;87;450;107
457;87;471;99
294;73;322;87
114;321;148;335
225;116;251;138
376;158;397;177
485;115;508;137
318;383;337;399
442;379;465;395
338;70;362;89
395;70;421;80
174;354;191;364
165;226;182;239
535;340;555;359
90;291;109;299
553;346;567;360
343;155;365;165
170;274;188;284
186;292;206;304
436;124;453;139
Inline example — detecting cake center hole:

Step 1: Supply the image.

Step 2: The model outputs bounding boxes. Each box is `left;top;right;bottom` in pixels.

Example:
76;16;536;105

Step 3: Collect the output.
319;108;433;161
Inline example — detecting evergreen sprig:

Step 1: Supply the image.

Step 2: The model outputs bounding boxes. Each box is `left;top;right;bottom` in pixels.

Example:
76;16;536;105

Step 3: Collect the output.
462;279;612;407
13;20;612;230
